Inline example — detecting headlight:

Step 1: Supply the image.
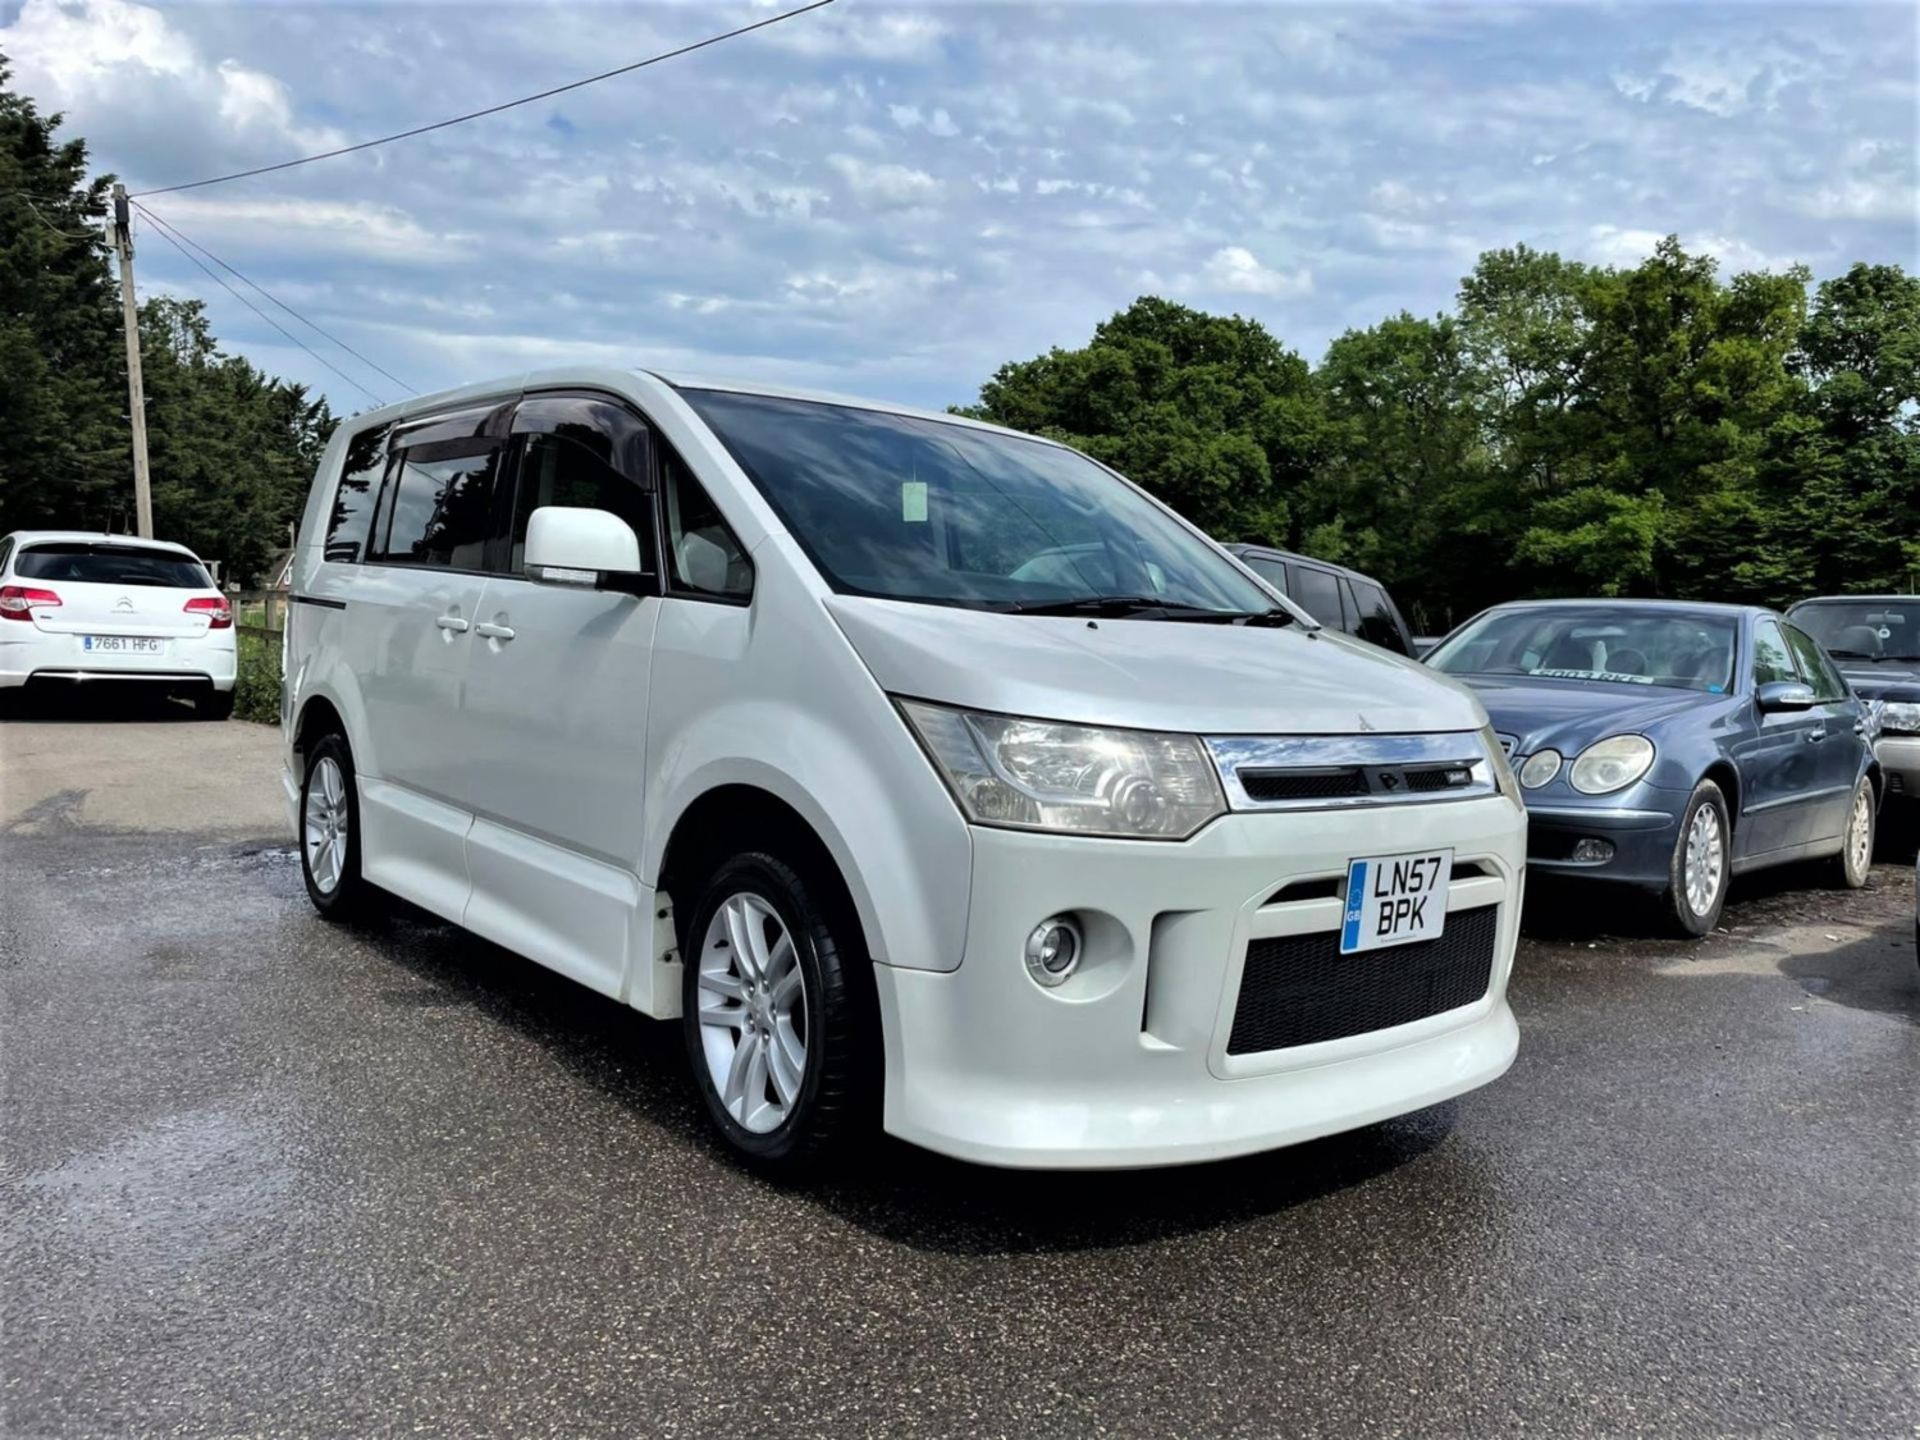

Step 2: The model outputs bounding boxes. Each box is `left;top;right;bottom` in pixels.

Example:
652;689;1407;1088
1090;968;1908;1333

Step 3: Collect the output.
1882;701;1920;735
1519;748;1563;789
1480;724;1522;805
1569;734;1655;795
898;700;1227;839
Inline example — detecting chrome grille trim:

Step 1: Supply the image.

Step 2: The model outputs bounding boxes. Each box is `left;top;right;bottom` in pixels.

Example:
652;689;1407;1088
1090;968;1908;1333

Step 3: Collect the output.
1206;732;1498;812
1495;733;1519;759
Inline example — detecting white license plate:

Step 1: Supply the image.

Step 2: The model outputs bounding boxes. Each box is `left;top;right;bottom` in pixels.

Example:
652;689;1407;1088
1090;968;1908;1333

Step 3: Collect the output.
1340;849;1452;954
82;635;166;654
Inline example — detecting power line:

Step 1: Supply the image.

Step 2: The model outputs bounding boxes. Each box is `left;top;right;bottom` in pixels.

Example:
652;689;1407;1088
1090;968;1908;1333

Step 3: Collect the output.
3;192;101;240
132;199;416;396
132;209;390;408
131;0;838;198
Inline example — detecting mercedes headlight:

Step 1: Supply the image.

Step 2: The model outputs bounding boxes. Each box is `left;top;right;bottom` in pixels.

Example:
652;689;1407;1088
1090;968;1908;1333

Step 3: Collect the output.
1569;734;1656;795
898;700;1226;840
1518;748;1563;789
1881;701;1920;735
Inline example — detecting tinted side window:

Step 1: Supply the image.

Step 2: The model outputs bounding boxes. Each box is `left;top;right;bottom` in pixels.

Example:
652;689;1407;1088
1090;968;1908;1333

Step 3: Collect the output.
373;447;500;569
1292;566;1345;630
662;443;752;599
1350;580;1410;655
510;433;656;575
1752;619;1798;687
1782;624;1847;702
1242;556;1290;595
0;538;14;575
325;422;393;563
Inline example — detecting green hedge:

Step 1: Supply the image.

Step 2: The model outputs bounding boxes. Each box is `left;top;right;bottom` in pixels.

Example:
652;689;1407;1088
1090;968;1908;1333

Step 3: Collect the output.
234;633;283;725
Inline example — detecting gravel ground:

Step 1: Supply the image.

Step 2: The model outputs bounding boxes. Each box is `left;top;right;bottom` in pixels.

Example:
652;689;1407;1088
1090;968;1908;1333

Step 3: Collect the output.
3;708;1916;1438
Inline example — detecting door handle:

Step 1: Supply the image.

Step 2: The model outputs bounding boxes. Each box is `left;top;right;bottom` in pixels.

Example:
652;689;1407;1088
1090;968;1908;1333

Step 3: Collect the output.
435;614;470;633
473;621;516;641
1805;727;1826;743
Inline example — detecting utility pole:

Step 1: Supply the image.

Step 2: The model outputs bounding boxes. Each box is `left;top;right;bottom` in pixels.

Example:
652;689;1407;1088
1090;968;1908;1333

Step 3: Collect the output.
111;183;153;539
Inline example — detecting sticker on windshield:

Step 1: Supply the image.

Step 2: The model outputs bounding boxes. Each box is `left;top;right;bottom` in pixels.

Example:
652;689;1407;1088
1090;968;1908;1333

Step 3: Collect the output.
1532;667;1655;685
901;481;928;523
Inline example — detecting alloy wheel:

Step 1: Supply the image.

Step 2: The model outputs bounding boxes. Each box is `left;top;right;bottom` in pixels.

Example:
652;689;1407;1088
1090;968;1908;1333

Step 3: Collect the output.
1683;802;1725;917
695;892;809;1134
1847;786;1873;877
304;756;349;895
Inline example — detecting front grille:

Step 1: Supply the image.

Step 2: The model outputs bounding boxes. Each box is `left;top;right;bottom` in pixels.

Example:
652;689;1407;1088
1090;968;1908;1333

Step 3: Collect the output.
1227;904;1499;1054
1239;766;1368;801
1404;765;1472;793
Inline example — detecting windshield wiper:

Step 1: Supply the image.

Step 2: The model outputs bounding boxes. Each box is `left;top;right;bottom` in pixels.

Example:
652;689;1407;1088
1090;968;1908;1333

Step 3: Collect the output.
999;595;1294;625
1825;648;1877;659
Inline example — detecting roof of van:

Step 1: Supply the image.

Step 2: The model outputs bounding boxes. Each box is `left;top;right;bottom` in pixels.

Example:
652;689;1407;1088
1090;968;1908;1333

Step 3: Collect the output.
4;530;199;555
340;366;1054;448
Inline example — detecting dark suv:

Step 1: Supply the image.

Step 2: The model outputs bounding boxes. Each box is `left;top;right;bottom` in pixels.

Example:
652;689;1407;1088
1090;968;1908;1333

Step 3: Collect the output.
1223;544;1416;656
1786;594;1920;803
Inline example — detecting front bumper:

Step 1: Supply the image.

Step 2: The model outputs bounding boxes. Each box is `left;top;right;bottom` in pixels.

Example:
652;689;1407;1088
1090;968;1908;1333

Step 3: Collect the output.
1521;797;1682;890
1877;734;1920;801
873;796;1525;1169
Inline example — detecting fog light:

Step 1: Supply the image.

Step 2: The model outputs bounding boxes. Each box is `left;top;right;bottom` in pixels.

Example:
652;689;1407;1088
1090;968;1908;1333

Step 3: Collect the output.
1571;838;1615;863
1024;916;1083;987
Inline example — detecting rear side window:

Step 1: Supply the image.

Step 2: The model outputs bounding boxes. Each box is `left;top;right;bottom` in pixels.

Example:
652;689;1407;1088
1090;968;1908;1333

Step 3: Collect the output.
1242;555;1290;595
0;538;13;575
15;543;210;588
372;447;500;570
510;432;656;575
325;422;394;563
1292;565;1345;631
1349;580;1410;655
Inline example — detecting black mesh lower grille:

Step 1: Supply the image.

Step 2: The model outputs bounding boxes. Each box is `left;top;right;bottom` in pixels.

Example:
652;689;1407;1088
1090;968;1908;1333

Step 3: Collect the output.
1227;905;1499;1054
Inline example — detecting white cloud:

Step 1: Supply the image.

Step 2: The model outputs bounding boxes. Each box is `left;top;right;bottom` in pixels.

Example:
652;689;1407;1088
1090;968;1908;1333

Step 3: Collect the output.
826;154;940;208
1198;247;1314;299
1796;177;1917;222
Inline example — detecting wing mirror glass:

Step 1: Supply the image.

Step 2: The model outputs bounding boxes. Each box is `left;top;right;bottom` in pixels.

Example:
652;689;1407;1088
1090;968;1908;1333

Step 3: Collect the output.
1756;679;1817;713
524;507;649;596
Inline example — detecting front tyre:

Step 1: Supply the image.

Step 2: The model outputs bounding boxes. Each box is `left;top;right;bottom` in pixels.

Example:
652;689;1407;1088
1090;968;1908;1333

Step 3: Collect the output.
680;852;874;1173
1828;777;1875;889
300;733;376;920
1664;780;1730;938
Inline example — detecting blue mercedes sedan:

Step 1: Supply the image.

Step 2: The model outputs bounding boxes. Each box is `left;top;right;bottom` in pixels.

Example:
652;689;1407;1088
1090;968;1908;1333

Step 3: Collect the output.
1427;600;1881;935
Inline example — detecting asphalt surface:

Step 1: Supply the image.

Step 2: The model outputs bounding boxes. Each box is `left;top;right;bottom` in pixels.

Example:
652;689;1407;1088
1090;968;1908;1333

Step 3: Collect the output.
3;704;1917;1438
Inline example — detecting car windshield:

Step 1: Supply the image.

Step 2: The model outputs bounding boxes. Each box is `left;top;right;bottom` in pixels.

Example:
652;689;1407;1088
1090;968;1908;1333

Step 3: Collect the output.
14;542;211;589
1789;598;1920;661
1428;607;1739;693
680;389;1276;617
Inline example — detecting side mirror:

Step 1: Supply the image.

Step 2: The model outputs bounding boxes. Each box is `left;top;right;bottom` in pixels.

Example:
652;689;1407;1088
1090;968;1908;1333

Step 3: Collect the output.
525;507;646;594
1756;679;1817;713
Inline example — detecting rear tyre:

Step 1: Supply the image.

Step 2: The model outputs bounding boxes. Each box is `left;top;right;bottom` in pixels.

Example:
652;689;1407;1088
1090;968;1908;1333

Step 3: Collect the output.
679;851;875;1174
197;688;235;721
1663;780;1730;938
300;733;376;920
1827;777;1875;889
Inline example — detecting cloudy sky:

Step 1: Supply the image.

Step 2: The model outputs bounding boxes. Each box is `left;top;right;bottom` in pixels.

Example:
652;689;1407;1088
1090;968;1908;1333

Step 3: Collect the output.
3;0;1914;418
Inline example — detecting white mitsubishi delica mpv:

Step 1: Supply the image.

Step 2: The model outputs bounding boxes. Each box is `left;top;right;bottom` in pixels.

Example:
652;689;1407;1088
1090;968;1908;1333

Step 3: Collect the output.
283;368;1526;1172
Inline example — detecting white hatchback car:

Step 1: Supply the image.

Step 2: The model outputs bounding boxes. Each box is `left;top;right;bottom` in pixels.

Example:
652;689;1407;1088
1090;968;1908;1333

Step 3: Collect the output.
0;530;235;717
283;368;1527;1171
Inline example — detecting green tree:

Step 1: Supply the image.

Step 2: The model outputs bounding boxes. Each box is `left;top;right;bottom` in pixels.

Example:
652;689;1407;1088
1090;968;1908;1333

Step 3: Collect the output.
960;296;1325;544
0;54;125;532
0;57;336;583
